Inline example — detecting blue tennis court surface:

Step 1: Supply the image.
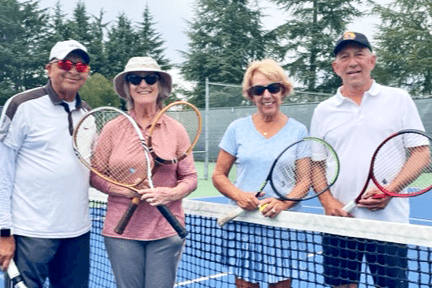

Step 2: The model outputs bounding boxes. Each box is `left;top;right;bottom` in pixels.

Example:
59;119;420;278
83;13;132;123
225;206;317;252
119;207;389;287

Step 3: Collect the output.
1;194;431;287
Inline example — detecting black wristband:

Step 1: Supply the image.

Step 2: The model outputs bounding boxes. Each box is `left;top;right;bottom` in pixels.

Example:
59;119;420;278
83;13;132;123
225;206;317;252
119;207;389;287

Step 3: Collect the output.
0;228;11;237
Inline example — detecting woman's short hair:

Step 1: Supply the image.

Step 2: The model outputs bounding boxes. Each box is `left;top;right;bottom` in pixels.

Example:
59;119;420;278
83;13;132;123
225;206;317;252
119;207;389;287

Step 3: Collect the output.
242;59;293;101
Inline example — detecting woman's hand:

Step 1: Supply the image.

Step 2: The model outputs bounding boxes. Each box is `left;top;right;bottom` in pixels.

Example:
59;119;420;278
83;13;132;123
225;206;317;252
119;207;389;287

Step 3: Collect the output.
258;198;292;218
138;187;174;206
234;191;260;211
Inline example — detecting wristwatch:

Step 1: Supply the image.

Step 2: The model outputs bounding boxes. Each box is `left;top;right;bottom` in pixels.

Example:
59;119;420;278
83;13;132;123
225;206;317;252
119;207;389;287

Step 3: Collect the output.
0;228;12;237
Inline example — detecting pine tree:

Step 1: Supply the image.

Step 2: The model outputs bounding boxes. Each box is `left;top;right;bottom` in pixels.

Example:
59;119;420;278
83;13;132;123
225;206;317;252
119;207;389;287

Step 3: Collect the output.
0;0;49;104
69;1;92;47
374;0;432;96
48;2;73;43
88;10;108;74
136;4;172;71
268;0;367;96
180;0;267;107
104;13;138;79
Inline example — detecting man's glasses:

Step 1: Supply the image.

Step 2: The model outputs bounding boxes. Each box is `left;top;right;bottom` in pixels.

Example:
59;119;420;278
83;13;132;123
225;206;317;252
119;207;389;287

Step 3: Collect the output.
125;74;159;86
53;60;90;73
248;82;284;96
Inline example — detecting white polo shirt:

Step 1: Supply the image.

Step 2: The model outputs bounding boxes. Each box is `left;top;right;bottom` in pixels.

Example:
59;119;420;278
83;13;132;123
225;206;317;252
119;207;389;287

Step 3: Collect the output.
0;82;92;238
310;81;424;223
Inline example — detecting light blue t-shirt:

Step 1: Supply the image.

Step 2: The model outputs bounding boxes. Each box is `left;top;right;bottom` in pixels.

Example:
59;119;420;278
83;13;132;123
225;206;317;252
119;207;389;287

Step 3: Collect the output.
219;115;308;210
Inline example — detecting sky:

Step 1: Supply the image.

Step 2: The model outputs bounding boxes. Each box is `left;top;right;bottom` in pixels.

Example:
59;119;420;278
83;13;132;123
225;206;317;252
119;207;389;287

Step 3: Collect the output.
32;0;393;89
34;0;393;65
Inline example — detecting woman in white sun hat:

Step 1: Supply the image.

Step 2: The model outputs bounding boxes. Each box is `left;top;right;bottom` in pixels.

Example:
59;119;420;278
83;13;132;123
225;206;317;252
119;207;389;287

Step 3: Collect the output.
90;57;198;288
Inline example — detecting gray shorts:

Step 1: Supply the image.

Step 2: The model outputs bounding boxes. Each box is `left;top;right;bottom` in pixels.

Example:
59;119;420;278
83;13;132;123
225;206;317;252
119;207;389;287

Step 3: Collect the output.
104;235;185;288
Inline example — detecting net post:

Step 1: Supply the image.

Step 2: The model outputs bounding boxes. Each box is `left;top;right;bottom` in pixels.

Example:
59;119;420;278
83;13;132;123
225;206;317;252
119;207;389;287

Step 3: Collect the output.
205;77;210;180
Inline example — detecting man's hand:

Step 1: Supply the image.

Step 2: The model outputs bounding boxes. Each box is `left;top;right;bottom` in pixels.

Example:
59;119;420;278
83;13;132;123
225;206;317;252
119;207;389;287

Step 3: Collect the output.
357;187;391;211
0;236;15;271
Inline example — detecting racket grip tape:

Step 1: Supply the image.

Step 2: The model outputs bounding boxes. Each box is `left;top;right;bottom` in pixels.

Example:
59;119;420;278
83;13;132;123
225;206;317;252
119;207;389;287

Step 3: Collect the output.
7;259;28;288
217;207;244;227
156;205;188;238
342;200;356;213
114;197;140;235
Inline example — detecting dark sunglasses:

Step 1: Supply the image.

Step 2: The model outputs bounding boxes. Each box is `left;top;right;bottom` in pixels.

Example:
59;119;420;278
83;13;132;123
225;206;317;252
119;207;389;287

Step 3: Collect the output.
126;74;159;85
248;82;283;96
53;60;90;73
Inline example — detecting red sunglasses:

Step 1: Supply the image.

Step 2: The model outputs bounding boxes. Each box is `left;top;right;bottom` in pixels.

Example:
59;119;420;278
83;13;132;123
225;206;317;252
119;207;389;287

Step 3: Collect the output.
52;60;90;73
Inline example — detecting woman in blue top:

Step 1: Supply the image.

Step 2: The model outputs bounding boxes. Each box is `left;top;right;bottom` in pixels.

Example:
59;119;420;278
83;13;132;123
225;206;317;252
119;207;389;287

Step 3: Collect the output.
212;59;308;288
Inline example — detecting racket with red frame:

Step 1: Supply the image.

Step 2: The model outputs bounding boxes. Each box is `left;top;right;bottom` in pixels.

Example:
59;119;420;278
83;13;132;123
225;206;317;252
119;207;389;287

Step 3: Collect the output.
343;129;432;212
72;106;187;238
114;101;202;234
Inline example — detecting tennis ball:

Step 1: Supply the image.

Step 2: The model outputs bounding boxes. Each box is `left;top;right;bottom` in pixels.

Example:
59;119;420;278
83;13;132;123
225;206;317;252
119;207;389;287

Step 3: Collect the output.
259;203;268;211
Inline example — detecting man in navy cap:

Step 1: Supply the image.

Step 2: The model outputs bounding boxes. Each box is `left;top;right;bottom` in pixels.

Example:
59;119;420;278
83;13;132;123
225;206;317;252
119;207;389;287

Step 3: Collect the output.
310;32;424;287
0;40;92;287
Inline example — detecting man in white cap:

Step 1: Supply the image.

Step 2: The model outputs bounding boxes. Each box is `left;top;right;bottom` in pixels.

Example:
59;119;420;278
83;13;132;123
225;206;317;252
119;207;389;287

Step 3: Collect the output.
0;39;92;287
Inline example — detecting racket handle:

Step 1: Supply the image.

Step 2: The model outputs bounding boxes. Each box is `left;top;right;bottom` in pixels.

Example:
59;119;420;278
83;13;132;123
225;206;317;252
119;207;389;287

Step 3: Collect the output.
372;193;387;199
114;198;188;238
114;197;140;235
7;259;28;288
217;207;244;227
156;205;188;238
342;200;356;213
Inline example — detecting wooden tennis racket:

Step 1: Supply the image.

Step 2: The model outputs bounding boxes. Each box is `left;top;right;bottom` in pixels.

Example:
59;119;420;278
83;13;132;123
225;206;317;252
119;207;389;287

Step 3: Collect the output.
217;137;340;226
343;129;432;212
72;106;187;238
114;101;202;234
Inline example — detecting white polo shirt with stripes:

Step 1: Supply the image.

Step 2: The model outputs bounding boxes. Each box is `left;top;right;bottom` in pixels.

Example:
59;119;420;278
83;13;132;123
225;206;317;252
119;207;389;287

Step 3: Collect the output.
0;82;92;238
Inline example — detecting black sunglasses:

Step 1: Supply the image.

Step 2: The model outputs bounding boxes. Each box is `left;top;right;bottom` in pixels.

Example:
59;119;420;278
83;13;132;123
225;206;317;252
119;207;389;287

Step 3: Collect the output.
248;82;283;96
126;73;159;85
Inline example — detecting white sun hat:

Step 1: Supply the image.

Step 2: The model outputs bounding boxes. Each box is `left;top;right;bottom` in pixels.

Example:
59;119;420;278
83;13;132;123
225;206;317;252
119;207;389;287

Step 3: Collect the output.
113;57;172;99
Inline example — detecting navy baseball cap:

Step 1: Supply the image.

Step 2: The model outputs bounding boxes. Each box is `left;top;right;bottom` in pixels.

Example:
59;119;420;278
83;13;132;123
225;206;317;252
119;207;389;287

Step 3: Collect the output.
333;31;372;56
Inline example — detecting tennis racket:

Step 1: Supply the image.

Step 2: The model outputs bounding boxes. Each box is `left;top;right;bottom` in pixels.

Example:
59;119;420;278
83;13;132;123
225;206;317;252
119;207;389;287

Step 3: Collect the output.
114;101;202;234
217;137;340;226
7;259;28;288
72;106;187;238
343;129;432;213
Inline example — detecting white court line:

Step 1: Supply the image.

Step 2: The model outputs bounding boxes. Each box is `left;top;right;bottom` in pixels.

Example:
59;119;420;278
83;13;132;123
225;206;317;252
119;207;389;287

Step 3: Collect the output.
174;251;323;287
175;272;231;286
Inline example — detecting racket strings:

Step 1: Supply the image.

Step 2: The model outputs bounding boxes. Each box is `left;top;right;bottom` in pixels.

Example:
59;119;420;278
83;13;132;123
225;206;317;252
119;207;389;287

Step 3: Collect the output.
149;102;201;163
373;132;432;196
75;110;150;188
271;139;339;200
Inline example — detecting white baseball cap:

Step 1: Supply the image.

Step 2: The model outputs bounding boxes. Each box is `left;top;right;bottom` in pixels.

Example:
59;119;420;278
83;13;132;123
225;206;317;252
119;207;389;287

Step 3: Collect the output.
49;40;90;63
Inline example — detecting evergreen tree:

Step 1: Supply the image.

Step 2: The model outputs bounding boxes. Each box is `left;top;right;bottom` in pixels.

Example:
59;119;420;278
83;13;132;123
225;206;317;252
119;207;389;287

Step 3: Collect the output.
69;1;92;47
180;0;267;108
104;13;138;79
268;0;367;96
374;0;432;96
48;2;73;43
136;4;172;70
88;10;108;75
0;0;49;104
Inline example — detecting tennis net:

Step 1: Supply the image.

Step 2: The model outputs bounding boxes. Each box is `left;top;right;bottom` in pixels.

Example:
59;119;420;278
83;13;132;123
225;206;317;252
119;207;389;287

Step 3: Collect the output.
88;197;432;287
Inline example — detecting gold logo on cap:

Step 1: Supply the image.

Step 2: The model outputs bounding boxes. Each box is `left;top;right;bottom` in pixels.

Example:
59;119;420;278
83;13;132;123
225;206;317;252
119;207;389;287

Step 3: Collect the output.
343;32;356;40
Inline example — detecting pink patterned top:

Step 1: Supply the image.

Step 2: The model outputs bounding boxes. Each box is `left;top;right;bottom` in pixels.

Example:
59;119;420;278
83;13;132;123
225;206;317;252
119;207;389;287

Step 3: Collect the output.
90;112;197;240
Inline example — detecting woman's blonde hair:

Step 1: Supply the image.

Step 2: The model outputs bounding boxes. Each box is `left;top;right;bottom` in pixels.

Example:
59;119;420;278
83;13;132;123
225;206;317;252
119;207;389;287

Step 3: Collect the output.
242;59;293;101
